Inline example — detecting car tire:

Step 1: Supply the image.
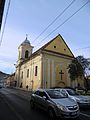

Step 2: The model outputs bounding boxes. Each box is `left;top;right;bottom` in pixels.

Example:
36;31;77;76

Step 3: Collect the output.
30;100;35;109
75;116;80;120
48;108;56;119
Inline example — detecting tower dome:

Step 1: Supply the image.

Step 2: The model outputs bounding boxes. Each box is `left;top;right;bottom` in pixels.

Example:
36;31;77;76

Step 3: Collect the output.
20;36;30;46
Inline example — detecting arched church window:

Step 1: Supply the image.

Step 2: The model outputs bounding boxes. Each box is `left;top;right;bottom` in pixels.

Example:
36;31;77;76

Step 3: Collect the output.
25;50;29;58
18;51;20;59
35;66;38;76
27;69;29;78
21;71;23;79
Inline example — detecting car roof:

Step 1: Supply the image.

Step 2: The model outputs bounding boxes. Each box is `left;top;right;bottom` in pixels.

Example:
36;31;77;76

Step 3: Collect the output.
35;88;64;93
35;88;54;92
55;87;75;90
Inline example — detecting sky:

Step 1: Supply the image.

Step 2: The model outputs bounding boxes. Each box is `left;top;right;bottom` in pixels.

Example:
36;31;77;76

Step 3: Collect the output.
0;0;90;74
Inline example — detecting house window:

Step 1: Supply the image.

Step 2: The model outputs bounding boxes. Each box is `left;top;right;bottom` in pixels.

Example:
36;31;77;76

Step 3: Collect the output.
64;48;66;51
35;66;38;76
21;71;23;79
25;50;29;58
54;46;56;48
27;69;29;78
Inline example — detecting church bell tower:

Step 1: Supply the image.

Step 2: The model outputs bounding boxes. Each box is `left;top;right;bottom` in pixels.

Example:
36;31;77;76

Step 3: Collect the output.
18;36;33;64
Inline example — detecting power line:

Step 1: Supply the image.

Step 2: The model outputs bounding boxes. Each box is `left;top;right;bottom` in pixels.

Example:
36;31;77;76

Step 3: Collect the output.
35;0;90;48
32;0;76;43
74;46;90;51
0;0;11;46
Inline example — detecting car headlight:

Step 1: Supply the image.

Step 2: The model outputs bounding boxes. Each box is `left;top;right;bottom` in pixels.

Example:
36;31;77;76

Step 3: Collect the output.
57;103;67;111
76;98;85;103
76;98;80;102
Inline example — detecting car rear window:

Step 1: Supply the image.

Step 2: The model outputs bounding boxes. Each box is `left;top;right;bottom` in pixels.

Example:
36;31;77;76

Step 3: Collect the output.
67;89;79;95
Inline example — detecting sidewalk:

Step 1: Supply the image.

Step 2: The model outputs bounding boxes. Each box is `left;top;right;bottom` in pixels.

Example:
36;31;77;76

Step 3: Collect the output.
7;86;33;93
6;87;33;101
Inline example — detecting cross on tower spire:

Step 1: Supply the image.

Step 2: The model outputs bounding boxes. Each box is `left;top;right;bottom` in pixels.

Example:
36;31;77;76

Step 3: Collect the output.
26;34;28;40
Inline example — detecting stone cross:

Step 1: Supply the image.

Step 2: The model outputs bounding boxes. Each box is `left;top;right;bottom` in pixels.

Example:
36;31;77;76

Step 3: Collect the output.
59;70;64;80
26;34;28;39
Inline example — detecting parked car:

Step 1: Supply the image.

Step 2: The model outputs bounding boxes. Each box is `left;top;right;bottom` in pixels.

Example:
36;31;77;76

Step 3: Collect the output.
56;88;90;107
30;89;80;119
0;85;2;89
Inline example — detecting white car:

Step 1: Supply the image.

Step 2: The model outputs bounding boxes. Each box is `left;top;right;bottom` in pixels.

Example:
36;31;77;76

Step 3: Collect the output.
30;89;80;119
57;88;90;107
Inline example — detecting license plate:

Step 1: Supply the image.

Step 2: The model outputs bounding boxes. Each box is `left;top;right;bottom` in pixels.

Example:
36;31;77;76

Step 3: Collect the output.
71;112;76;115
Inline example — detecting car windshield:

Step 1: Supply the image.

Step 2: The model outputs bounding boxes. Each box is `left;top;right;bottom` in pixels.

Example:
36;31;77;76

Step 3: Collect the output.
66;89;79;96
46;89;68;99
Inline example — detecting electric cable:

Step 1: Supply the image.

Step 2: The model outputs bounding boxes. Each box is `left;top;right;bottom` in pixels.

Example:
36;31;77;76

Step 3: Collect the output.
35;0;90;48
0;0;11;46
32;0;76;43
74;46;90;51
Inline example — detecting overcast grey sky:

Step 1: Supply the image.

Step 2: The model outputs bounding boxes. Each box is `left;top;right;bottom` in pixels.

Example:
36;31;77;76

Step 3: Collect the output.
0;0;90;74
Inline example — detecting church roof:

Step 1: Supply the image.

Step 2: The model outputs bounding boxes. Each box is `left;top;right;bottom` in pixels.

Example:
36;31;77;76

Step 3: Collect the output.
32;34;74;58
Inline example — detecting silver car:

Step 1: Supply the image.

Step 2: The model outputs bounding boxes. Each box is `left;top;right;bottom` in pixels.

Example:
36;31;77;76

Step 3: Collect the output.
30;89;80;119
57;88;90;107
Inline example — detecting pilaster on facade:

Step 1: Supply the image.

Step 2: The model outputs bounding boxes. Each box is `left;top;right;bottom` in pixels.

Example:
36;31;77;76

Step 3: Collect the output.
47;59;50;88
51;60;55;87
43;59;47;89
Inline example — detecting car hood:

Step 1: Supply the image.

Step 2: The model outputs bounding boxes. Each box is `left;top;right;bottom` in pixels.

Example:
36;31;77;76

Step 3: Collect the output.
74;95;90;100
52;98;77;106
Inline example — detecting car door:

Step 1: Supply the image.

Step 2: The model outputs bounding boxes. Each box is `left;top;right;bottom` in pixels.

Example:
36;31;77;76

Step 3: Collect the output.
33;90;46;109
33;90;41;106
38;91;49;111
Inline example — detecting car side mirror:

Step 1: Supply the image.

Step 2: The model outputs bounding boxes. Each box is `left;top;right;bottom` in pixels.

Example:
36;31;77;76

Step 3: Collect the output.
43;96;47;100
61;91;68;97
63;92;68;97
66;93;68;97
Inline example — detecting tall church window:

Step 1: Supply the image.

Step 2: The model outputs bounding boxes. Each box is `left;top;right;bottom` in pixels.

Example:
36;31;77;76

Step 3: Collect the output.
25;50;29;58
35;66;38;76
27;69;29;78
21;71;23;79
18;51;20;59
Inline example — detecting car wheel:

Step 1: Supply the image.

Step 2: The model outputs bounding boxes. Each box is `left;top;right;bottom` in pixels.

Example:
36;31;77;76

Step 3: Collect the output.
75;116;80;120
30;100;35;109
48;108;56;119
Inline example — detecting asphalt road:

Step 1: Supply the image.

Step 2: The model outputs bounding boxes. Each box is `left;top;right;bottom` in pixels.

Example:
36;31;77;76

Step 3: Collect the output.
0;92;19;120
0;88;90;120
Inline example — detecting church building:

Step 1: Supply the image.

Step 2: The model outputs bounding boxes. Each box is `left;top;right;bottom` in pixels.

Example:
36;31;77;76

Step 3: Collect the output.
15;34;80;90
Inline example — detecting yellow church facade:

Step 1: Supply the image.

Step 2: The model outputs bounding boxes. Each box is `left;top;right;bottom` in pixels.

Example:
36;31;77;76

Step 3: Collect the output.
15;34;83;90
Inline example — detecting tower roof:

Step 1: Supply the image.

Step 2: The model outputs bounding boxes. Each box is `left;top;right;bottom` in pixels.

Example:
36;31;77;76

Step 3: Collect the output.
20;36;30;46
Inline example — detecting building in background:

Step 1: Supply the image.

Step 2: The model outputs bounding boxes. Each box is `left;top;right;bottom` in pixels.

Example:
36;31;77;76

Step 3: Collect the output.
0;71;9;87
0;0;5;31
84;76;90;90
15;34;84;90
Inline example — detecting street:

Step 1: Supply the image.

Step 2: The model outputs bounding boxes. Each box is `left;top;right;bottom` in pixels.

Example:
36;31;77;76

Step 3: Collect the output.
0;88;90;120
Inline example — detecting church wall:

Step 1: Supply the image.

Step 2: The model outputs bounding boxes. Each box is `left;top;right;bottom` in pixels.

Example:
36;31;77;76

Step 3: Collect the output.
17;55;42;90
15;54;81;90
66;62;71;86
42;52;73;88
15;67;20;87
31;55;42;90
